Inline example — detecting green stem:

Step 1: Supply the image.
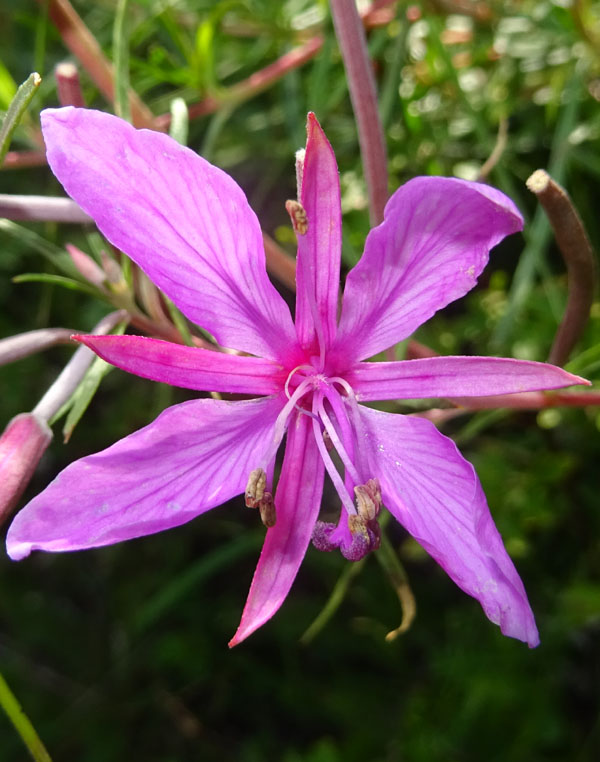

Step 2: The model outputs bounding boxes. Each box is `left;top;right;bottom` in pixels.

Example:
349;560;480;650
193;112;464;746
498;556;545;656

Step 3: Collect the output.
0;671;53;762
113;0;131;122
300;558;367;645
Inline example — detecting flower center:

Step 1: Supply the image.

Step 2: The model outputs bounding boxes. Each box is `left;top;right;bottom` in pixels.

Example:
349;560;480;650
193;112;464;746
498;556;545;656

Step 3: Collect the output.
245;365;382;560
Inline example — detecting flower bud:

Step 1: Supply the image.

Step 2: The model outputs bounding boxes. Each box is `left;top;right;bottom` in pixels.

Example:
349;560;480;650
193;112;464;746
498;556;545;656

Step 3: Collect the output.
0;413;52;526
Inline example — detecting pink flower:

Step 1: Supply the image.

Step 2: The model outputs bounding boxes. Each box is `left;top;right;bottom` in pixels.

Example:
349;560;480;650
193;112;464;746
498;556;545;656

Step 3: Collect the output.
6;108;587;647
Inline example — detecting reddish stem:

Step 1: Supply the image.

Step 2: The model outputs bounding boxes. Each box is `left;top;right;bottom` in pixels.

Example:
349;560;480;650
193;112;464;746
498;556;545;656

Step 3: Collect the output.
155;36;324;130
451;390;600;410
330;0;389;226
42;0;155;128
155;1;396;129
262;233;296;291
1;151;47;170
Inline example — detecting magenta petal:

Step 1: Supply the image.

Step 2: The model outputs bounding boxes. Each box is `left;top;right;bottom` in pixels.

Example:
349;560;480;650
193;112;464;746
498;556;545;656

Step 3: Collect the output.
41;107;299;361
76;334;286;394
7;396;285;560
356;405;539;646
336;177;523;362
348;356;589;401
229;410;325;646
294;113;342;354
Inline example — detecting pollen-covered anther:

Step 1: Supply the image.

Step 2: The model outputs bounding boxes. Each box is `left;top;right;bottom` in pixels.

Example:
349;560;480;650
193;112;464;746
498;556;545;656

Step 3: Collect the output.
245;468;266;508
258;492;276;528
245;468;276;528
285;199;308;235
354;478;382;521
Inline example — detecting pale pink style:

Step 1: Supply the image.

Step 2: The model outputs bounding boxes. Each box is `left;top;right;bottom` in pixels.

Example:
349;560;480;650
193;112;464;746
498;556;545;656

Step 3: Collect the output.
6;108;588;647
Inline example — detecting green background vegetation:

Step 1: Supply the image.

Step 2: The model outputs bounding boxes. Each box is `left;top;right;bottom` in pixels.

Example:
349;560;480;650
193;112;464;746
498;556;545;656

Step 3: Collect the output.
1;1;599;759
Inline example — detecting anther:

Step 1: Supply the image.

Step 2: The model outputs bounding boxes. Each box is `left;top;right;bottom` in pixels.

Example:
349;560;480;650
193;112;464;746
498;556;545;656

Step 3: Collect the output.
354;478;382;521
285;200;308;235
259;493;276;528
245;468;276;528
245;468;266;508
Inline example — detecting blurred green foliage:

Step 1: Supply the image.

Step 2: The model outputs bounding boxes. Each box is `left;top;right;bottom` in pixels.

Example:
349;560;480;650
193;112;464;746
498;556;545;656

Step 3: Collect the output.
1;0;599;760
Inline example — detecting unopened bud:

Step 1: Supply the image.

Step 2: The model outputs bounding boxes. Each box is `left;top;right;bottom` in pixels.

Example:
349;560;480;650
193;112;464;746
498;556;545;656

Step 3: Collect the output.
66;244;106;287
0;413;52;525
100;251;126;288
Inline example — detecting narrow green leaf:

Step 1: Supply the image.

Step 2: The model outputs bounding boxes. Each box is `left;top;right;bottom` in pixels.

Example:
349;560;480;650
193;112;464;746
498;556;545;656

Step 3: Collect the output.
0;671;53;762
113;0;132;122
0;72;41;167
164;295;194;346
566;341;600;377
13;272;104;299
54;322;127;438
0;220;76;276
0;59;17;109
492;76;581;349
194;19;216;94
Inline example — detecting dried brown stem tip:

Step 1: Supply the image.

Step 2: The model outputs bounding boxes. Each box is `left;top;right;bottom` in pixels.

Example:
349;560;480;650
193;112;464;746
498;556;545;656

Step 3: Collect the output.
526;169;597;366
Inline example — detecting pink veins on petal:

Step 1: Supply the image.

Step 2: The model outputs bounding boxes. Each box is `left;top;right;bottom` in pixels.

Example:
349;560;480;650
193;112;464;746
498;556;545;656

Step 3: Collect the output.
6;107;589;648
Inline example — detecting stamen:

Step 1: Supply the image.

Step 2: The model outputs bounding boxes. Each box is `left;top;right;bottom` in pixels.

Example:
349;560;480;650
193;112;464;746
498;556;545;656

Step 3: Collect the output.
311;392;356;516
311;477;383;561
244;468;276;528
330;377;366;475
284;364;314;400
285;200;308;235
316;395;361;486
329;376;357;399
354;478;382;520
259;493;276;528
245;468;266;508
259;377;314;472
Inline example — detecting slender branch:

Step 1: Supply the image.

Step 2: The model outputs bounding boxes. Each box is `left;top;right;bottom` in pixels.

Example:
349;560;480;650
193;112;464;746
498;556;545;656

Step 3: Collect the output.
0;195;92;223
155;36;324;130
155;1;393;130
330;0;388;225
450;390;600;410
41;0;155;128
477;117;508;181
0;328;75;366
33;310;128;421
262;233;296;291
527;169;597;366
1;150;47;170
